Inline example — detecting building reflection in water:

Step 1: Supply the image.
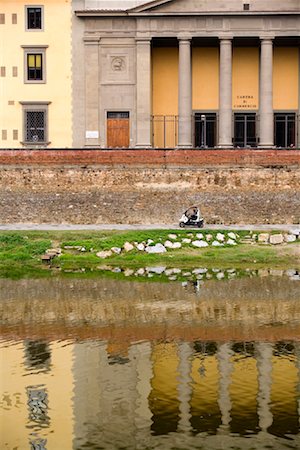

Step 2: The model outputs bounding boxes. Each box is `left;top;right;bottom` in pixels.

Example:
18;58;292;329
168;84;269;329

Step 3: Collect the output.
71;339;299;449
1;274;300;448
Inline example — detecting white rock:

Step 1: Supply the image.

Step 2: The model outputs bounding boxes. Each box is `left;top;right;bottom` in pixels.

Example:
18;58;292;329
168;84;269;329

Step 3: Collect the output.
284;234;296;243
291;229;300;236
172;242;182;249
147;239;154;244
124;269;134;277
270;269;284;276
136;243;145;251
111;247;122;254
206;234;213;241
228;232;237;240
146;266;166;274
96;250;112;259
212;241;223;246
136;268;145;276
258;233;270;243
124;242;134;252
165;269;175;276
193;268;207;274
196;233;204;239
145;244;167;254
168;234;177;240
216;233;225;242
81;247;86;252
269;234;284;245
192;240;209;248
226;239;237;246
181;281;188;287
173;268;182;274
290;274;300;281
182;238;191;244
164;240;174;248
285;269;296;277
217;272;225;279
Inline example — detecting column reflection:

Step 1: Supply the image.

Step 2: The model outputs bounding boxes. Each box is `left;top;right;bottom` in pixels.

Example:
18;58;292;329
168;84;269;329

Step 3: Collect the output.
256;342;273;433
177;342;193;434
217;343;234;433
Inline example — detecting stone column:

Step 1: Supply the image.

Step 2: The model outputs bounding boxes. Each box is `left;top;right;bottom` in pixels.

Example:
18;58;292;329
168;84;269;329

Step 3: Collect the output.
84;37;100;147
217;343;233;432
177;342;193;433
136;38;152;148
256;342;273;432
178;37;193;148
218;38;233;148
259;38;274;148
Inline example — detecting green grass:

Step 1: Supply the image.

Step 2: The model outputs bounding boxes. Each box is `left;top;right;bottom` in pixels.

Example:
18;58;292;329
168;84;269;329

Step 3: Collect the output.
0;229;298;279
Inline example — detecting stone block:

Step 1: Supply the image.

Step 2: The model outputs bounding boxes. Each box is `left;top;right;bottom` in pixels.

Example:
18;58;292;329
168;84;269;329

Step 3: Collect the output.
192;240;209;248
124;242;134;252
96;250;112;258
269;234;284;245
258;233;269;243
145;244;166;253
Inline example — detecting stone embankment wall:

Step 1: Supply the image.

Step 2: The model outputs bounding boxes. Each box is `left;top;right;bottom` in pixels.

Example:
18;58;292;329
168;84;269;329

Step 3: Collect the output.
0;149;299;224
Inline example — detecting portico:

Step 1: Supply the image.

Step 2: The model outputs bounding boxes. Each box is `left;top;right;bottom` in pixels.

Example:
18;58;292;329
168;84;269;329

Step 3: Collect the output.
73;0;300;149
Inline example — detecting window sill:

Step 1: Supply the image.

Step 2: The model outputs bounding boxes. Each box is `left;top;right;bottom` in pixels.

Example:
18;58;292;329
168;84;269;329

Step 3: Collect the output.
21;141;51;147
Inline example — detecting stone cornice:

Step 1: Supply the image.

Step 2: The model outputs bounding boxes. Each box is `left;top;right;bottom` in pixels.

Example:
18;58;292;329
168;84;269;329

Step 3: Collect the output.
75;10;300;17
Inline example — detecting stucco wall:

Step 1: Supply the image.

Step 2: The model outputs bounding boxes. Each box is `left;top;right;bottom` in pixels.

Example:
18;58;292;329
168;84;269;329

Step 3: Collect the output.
0;0;72;149
0;150;299;225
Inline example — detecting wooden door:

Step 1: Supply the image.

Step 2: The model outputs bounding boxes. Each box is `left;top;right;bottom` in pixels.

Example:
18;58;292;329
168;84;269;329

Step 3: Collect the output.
107;112;130;148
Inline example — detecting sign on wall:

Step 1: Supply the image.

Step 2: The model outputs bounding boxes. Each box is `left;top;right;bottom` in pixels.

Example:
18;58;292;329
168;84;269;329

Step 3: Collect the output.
233;95;258;109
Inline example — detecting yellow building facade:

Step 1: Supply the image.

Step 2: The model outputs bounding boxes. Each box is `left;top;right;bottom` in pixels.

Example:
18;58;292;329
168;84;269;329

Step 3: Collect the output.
0;0;72;148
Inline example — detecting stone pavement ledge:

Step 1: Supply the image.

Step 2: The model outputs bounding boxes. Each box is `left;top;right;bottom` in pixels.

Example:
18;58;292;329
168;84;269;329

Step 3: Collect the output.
0;224;299;232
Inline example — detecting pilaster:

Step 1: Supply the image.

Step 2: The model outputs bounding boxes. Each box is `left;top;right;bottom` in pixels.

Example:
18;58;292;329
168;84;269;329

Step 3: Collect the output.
84;36;100;147
136;38;152;148
178;37;193;148
218;38;233;148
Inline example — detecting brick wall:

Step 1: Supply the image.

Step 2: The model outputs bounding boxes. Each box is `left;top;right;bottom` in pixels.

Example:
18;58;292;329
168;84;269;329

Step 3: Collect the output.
0;149;300;166
0;149;299;224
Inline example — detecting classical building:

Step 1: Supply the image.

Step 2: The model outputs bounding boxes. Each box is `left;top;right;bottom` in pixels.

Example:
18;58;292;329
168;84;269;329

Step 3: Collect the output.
73;0;300;149
1;1;299;150
0;0;72;149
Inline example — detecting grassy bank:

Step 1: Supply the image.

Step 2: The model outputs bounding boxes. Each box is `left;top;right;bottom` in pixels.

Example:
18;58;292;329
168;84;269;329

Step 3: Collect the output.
0;229;299;278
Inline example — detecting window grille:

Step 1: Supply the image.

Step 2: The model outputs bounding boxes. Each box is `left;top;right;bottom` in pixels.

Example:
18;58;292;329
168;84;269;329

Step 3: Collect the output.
25;111;45;142
107;111;130;119
27;7;42;29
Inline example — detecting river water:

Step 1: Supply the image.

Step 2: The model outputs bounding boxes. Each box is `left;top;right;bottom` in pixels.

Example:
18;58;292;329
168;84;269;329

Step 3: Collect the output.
0;267;300;449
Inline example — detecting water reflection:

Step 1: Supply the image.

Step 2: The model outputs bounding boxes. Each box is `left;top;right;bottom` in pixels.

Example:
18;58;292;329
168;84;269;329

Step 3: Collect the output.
0;272;300;449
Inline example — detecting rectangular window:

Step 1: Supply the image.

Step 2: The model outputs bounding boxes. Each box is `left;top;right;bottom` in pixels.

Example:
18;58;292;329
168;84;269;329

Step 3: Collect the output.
26;6;42;30
20;101;50;145
23;46;47;83
25;111;45;142
274;113;296;148
234;113;257;147
27;53;43;80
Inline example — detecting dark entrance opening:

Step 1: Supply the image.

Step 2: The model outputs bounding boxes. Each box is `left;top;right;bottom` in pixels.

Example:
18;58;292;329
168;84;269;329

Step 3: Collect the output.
234;113;257;147
194;113;217;148
274;113;296;148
